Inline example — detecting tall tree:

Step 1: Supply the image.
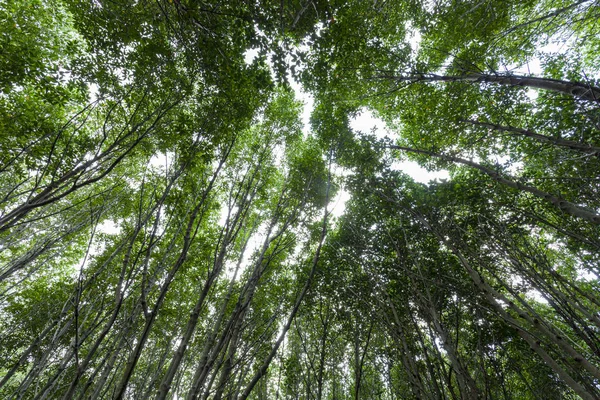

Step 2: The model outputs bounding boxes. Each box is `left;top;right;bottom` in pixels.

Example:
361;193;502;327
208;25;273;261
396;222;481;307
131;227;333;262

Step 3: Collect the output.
2;0;600;399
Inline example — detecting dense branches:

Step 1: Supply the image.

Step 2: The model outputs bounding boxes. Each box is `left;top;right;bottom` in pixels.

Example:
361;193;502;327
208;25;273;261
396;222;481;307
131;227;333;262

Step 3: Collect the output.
2;0;600;399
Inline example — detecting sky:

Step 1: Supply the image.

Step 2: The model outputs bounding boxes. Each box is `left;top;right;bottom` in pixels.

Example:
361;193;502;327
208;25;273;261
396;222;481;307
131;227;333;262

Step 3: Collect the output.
281;54;450;218
92;24;597;296
99;35;561;235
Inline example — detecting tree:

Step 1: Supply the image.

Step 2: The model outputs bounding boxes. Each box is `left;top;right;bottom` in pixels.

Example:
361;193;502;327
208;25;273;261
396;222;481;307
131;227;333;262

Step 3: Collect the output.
2;0;600;399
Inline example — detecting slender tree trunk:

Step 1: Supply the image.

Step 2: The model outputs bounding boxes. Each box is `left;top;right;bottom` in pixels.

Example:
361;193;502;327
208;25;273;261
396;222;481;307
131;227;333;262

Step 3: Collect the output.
63;200;162;400
425;303;478;400
461;119;600;155
353;321;373;400
210;226;292;400
382;72;600;102
185;237;249;400
112;148;229;400
188;216;281;400
383;299;428;399
212;308;245;400
88;314;138;400
238;158;332;400
156;265;221;399
315;306;330;400
411;211;599;400
389;145;600;224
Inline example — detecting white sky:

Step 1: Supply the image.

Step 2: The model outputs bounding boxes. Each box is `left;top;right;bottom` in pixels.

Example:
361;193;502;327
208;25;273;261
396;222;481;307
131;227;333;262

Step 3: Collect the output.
98;39;565;234
89;25;596;324
245;46;450;220
348;108;450;184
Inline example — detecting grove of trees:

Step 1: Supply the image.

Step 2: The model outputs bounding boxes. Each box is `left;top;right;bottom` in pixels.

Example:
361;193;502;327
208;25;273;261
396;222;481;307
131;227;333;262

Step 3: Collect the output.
1;0;599;399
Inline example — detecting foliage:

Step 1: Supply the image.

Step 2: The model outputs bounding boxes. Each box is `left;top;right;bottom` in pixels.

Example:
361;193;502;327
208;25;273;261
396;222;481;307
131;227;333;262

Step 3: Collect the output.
1;0;599;399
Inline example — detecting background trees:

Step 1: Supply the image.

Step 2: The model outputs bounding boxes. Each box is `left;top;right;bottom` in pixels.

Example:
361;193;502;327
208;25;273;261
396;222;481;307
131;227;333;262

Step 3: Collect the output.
1;0;599;399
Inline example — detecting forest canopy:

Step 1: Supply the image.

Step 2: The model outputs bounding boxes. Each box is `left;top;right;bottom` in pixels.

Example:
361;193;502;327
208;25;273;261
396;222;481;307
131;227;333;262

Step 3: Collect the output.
1;0;599;399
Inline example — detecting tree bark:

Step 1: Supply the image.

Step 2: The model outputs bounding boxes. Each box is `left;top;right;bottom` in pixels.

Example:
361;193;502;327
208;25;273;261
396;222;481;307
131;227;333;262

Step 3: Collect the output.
389;145;600;224
382;72;600;102
410;211;599;400
111;147;229;400
239;165;332;400
461;119;600;155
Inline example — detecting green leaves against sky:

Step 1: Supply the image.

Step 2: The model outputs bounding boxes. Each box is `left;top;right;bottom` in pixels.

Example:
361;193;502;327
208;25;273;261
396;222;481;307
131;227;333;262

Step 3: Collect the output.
1;1;599;399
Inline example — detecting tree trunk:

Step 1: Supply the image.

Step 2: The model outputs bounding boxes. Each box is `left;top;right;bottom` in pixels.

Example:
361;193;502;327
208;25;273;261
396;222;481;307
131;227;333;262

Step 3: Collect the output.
389;145;600;224
410;210;599;400
383;72;600;102
111;150;228;400
238;159;332;400
461;119;600;155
